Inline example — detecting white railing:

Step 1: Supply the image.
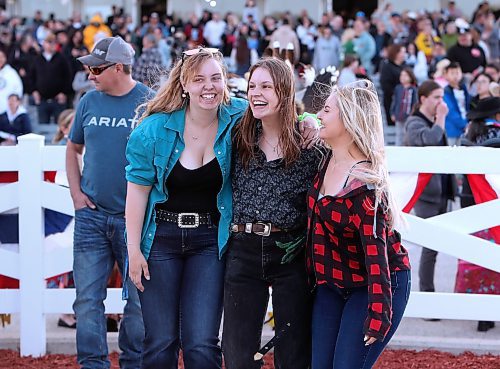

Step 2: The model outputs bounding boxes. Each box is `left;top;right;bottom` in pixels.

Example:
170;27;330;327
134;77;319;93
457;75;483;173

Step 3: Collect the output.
0;135;499;357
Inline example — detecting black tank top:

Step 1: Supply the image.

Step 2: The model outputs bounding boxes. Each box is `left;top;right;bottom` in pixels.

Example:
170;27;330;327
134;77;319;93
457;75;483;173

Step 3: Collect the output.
156;157;222;219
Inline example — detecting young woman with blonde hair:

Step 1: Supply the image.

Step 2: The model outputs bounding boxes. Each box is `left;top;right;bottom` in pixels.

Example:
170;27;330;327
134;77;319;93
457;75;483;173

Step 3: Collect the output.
306;80;411;368
125;48;247;369
222;57;323;369
53;109;75;144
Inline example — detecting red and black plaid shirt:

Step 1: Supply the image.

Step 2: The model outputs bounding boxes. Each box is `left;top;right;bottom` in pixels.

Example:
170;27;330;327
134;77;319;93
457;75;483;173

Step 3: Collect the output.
306;164;411;341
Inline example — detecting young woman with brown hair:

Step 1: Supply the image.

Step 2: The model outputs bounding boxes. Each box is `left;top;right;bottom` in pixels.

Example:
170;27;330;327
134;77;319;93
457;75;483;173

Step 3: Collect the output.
222;57;322;369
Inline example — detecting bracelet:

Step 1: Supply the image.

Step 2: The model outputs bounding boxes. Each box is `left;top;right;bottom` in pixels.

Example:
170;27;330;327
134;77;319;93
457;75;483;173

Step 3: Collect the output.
298;112;321;127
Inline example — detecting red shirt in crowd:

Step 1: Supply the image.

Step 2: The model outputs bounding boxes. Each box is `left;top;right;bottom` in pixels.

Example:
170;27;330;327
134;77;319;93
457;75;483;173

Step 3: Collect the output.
306;159;411;341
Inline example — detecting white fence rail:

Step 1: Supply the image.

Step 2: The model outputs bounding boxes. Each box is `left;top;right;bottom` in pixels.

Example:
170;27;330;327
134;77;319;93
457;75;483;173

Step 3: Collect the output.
0;135;499;357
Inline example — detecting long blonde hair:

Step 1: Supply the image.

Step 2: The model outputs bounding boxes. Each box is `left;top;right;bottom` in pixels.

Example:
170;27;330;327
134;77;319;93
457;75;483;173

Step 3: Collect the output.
333;80;402;229
52;109;75;144
136;48;231;125
233;57;301;169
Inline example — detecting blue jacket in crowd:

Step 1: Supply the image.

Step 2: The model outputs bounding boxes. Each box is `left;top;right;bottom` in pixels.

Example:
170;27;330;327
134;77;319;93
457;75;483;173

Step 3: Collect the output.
443;84;470;139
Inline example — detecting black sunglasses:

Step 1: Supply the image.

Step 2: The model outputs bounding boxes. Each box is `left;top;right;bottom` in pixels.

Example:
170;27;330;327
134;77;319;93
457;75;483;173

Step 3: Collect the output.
89;63;116;75
181;47;220;65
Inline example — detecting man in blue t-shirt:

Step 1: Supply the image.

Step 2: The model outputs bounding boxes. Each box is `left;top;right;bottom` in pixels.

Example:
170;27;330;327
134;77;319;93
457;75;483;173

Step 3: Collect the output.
66;36;153;369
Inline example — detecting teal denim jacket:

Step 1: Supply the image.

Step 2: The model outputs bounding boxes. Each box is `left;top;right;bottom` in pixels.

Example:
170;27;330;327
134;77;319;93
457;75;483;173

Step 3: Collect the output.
125;97;248;260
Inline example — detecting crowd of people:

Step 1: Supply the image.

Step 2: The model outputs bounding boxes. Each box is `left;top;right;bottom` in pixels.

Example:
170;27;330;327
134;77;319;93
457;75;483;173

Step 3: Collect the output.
0;1;496;137
0;1;499;369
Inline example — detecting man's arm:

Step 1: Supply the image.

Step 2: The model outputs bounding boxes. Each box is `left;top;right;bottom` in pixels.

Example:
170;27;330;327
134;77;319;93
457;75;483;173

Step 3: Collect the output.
66;140;95;210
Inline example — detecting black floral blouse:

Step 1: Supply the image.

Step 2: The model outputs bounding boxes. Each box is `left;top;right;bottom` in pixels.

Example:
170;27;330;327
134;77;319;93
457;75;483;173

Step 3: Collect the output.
232;122;323;231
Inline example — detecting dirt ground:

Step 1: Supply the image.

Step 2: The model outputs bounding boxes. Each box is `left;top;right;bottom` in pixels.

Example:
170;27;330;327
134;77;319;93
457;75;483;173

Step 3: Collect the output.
0;350;499;369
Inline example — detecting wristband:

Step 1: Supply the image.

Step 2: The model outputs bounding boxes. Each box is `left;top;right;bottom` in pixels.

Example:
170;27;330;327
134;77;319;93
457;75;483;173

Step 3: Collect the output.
298;112;322;128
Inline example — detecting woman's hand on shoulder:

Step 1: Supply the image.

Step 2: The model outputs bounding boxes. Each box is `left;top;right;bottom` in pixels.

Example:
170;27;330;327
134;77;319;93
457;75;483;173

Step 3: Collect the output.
299;115;321;149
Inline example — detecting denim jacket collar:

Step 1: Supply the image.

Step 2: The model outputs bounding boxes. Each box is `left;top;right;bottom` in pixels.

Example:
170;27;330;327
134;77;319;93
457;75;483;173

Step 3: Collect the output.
163;101;242;140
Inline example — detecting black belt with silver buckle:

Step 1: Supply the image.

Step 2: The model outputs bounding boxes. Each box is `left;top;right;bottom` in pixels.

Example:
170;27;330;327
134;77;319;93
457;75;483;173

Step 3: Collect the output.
155;209;212;228
230;222;282;237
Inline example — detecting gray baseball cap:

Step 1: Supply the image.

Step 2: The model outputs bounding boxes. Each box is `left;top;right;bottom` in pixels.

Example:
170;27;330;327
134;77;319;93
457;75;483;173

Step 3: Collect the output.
78;36;135;67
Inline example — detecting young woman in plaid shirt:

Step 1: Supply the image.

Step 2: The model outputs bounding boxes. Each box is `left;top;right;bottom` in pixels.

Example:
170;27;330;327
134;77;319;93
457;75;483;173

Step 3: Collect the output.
306;80;411;369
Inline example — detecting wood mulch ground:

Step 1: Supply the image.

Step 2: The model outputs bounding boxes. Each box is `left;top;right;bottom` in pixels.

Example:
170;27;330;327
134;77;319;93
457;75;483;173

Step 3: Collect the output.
0;349;499;369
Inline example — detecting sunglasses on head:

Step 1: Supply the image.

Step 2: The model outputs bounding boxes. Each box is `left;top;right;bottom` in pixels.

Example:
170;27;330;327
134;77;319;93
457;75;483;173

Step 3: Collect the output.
89;63;116;75
181;47;220;64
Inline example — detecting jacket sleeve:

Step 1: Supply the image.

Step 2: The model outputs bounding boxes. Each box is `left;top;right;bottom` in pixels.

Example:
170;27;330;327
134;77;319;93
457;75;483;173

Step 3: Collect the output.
125;124;156;186
405;117;445;146
357;194;392;341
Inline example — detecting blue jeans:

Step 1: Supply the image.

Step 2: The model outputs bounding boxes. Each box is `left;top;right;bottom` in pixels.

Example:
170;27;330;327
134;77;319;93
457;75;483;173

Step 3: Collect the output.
139;221;225;369
73;207;144;369
222;232;312;369
312;270;411;369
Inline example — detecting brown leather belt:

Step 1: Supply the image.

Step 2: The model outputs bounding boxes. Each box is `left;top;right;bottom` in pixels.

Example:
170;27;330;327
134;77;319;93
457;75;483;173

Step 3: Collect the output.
230;222;282;237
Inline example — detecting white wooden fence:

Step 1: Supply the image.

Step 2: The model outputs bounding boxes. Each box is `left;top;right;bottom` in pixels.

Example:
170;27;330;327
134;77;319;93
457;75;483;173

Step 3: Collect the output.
0;134;499;357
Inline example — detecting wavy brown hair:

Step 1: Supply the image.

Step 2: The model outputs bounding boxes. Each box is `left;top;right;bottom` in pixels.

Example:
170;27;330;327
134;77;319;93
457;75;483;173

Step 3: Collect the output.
233;57;301;169
136;48;230;125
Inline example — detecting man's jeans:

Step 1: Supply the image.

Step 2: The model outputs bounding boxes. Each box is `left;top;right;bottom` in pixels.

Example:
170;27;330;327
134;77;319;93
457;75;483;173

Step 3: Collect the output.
139;221;225;369
73;207;144;369
311;270;411;369
222;232;312;369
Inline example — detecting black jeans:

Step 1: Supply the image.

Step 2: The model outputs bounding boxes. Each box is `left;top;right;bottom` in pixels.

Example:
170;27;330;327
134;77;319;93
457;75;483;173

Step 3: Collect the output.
222;231;312;369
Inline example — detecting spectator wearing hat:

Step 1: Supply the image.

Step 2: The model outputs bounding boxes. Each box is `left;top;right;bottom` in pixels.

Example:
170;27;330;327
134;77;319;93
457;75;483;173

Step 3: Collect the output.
443;62;470;145
66;36;150;369
455;96;500;332
447;19;486;75
83;14;112;51
30;33;72;124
